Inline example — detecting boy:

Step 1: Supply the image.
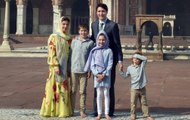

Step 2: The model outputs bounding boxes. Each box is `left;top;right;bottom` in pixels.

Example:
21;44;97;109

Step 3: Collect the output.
120;52;154;120
70;23;94;118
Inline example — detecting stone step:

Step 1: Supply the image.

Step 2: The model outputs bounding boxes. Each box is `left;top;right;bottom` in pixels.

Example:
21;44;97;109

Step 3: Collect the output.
122;45;190;60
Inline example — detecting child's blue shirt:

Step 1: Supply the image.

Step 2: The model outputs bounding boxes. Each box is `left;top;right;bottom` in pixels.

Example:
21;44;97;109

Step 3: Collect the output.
120;54;148;89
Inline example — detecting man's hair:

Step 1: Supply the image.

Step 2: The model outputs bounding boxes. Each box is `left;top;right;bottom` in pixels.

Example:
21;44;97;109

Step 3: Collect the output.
78;23;89;31
96;3;108;12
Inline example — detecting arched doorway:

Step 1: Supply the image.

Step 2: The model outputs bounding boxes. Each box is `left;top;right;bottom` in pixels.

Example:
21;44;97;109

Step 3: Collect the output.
26;0;33;34
135;14;164;60
142;21;158;49
71;0;89;34
163;22;171;36
143;21;159;36
10;0;16;34
39;0;53;34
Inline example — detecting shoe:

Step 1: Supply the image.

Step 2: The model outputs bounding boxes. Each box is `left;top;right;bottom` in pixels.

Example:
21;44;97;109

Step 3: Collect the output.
146;116;154;120
89;112;98;117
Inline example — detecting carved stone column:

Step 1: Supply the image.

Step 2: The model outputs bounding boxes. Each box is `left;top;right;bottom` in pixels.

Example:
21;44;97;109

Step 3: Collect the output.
136;29;142;52
159;31;163;52
0;0;14;51
52;0;64;32
125;0;130;26
89;0;99;35
16;0;27;35
138;0;143;14
101;0;112;20
113;0;118;22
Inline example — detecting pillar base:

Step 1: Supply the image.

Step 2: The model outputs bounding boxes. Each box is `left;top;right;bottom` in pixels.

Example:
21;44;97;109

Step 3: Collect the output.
16;31;24;35
0;40;14;52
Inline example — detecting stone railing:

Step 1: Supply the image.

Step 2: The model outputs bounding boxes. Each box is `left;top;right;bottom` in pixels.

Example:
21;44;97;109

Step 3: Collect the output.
118;24;135;35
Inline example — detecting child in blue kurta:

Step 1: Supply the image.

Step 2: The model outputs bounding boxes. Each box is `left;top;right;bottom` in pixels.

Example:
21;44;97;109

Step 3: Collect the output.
84;31;113;120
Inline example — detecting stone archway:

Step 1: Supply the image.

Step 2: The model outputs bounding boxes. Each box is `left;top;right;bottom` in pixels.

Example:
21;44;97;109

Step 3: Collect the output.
162;15;175;38
163;22;171;36
136;14;163;51
135;14;164;60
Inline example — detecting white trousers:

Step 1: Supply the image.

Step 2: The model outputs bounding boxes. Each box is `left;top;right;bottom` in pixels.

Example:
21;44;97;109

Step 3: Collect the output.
96;87;110;115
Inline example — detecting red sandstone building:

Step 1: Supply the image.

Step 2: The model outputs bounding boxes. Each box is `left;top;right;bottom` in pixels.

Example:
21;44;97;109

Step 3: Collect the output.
0;0;190;36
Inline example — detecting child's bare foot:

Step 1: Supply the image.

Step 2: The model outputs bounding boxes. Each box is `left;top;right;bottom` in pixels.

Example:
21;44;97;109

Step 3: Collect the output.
80;112;87;118
95;115;101;120
130;114;136;120
146;116;154;120
105;114;112;120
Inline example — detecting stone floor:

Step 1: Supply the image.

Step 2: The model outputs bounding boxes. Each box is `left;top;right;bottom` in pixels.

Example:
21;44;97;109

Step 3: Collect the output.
0;35;190;119
0;109;190;120
0;58;190;119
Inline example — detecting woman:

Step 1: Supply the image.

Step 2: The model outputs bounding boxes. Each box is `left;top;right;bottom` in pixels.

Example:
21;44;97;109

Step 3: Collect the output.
40;16;73;117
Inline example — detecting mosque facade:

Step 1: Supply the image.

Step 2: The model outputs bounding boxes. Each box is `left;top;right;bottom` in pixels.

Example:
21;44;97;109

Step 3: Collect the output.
0;0;190;36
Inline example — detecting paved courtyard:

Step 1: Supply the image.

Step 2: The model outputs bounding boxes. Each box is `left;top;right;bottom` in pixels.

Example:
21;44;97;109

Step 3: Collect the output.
0;58;190;119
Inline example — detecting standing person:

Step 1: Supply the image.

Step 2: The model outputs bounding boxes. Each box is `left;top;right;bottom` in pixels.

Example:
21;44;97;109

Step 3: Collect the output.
146;31;154;49
40;16;73;118
84;31;113;120
120;52;154;120
90;3;123;117
70;23;94;118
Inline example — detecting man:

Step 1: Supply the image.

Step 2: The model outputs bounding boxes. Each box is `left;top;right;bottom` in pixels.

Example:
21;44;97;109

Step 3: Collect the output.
90;3;123;117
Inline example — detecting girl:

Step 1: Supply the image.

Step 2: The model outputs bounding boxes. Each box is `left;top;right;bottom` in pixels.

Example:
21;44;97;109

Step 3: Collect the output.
84;31;113;120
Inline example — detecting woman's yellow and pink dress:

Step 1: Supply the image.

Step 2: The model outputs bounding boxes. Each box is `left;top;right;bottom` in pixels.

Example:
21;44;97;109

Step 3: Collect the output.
40;32;73;117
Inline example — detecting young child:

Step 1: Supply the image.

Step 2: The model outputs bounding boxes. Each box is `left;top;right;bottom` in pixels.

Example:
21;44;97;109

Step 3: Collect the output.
120;52;154;120
70;23;94;118
84;31;113;120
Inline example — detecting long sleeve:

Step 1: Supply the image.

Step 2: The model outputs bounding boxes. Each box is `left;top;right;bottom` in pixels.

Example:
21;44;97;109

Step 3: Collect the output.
120;67;130;79
91;48;113;88
47;35;59;66
91;55;99;76
90;49;113;76
134;54;147;61
90;22;96;42
111;23;123;62
133;54;147;67
102;50;113;76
